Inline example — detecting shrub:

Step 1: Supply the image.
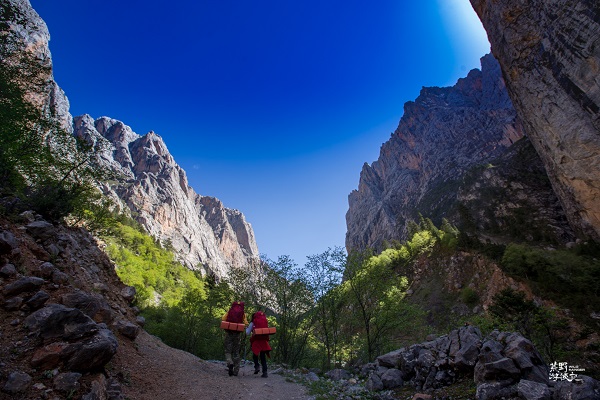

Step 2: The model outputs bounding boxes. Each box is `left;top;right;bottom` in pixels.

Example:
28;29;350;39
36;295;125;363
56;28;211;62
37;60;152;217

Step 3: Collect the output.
461;287;479;306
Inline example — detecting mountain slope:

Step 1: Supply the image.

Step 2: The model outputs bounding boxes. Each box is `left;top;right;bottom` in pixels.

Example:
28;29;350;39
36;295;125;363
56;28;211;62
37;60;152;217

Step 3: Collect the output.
345;54;562;251
73;115;259;280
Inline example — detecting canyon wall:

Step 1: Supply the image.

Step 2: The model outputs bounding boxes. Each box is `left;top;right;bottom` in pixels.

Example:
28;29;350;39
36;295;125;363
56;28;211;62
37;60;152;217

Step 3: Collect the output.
470;0;600;241
346;54;574;251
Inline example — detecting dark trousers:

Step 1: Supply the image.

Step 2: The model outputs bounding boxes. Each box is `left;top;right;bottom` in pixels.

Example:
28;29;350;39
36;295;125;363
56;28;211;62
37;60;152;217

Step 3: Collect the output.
253;351;267;372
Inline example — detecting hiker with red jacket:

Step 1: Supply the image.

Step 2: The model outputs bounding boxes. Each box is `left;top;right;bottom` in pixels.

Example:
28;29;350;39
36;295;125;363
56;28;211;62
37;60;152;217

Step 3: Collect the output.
222;301;247;376
247;309;272;378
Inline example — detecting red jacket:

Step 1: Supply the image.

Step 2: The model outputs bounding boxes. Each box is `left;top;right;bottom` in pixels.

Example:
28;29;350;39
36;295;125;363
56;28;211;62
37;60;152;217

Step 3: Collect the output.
250;312;272;355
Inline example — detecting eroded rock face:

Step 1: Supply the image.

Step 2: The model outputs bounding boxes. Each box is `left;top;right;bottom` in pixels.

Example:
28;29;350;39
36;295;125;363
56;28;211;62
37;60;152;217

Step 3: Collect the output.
0;0;72;131
469;0;600;240
346;55;526;251
73;115;260;280
3;0;260;282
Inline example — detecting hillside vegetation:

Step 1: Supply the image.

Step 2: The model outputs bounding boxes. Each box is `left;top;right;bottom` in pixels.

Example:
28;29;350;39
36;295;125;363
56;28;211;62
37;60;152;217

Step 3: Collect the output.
89;211;599;378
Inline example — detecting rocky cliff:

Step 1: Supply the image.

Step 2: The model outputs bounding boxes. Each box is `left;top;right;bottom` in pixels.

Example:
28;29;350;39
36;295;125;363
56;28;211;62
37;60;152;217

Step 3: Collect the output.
0;0;71;131
73;115;260;279
1;0;260;281
346;54;573;251
469;0;600;241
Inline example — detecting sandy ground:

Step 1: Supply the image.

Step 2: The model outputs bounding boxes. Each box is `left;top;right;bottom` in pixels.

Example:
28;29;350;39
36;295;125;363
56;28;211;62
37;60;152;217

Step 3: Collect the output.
118;330;313;400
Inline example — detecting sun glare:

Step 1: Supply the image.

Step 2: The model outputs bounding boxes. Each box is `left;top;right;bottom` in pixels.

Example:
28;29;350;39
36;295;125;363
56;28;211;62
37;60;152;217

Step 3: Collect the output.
437;0;491;81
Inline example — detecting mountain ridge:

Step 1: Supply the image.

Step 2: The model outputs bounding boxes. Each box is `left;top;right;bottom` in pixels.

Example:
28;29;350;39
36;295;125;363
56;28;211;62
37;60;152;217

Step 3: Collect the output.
345;54;556;251
73;114;260;280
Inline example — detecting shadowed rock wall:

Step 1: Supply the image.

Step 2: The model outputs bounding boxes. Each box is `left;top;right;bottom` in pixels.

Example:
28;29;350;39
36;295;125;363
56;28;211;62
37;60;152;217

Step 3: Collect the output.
470;0;600;240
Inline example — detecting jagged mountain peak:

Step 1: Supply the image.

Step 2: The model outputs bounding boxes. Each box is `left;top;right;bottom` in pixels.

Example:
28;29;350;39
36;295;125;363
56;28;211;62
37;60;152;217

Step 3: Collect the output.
74;114;259;279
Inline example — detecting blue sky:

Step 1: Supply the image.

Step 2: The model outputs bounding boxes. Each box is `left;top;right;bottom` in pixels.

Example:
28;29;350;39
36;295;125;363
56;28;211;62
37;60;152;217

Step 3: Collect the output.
30;0;489;267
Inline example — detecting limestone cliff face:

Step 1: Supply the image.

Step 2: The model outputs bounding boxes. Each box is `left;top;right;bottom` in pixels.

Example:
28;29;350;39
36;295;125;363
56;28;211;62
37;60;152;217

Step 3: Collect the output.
0;0;71;131
73;115;260;279
469;0;600;240
2;0;260;280
346;55;528;251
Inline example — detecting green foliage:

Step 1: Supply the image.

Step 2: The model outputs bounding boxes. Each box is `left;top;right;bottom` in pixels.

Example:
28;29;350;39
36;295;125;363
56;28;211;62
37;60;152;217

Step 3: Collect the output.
0;18;52;194
304;247;345;370
460;287;479;307
501;243;600;315
341;249;425;362
100;216;241;360
143;282;233;359
489;288;571;363
0;14;114;221
259;255;314;367
104;222;205;307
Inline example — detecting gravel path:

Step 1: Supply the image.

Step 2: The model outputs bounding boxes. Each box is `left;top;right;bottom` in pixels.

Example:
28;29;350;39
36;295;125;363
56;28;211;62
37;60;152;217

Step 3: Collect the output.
119;330;313;400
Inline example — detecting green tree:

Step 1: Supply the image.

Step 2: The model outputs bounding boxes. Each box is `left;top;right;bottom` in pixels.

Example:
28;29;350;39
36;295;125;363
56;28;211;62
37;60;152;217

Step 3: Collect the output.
489;288;570;363
1;12;113;221
342;250;417;362
260;255;313;367
304;247;345;370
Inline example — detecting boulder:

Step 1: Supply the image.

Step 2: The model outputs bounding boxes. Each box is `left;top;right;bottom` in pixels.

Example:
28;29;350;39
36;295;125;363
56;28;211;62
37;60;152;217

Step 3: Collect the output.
53;372;82;394
2;371;32;395
305;372;319;382
0;263;17;278
82;375;107;400
517;379;551;400
51;269;70;285
38;262;56;279
475;380;517;400
114;319;140;340
504;333;548;384
26;220;55;241
366;373;384;392
25;290;50;310
120;286;136;304
377;348;404;368
65;328;118;371
325;368;351;381
30;342;71;369
3;296;24;311
3;276;45;297
552;375;600;400
24;303;99;341
106;377;123;400
453;325;482;370
381;368;403;389
475;357;521;383
62;291;114;323
0;230;18;254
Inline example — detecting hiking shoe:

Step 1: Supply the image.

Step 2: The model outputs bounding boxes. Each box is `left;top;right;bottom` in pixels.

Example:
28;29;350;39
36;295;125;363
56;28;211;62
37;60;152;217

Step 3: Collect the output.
254;367;260;374
261;372;268;378
228;364;233;376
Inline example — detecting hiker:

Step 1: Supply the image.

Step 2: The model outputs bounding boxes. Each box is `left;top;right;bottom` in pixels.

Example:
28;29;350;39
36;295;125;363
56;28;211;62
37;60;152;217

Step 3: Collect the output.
222;301;247;376
247;309;272;378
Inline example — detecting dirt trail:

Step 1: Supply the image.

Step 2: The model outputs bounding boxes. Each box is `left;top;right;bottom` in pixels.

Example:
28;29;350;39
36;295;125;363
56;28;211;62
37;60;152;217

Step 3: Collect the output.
118;330;313;400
